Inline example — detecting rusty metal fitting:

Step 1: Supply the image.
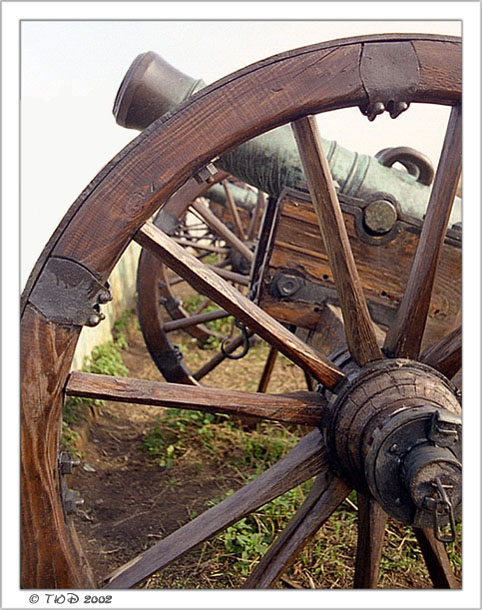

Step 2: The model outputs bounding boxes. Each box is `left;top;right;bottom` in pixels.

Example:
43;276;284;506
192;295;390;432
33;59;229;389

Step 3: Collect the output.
363;199;398;234
275;275;302;297
59;452;81;475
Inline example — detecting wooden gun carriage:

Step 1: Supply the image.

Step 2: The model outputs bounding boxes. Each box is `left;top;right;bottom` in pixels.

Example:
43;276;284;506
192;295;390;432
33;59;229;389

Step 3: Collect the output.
118;50;460;385
21;34;462;590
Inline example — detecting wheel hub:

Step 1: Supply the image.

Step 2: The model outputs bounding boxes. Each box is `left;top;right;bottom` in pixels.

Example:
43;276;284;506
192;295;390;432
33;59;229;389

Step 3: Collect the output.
321;359;461;536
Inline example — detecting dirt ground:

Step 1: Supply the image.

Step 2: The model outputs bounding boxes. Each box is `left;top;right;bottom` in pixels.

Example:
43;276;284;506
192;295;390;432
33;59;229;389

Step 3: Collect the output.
68;312;460;590
69;319;305;587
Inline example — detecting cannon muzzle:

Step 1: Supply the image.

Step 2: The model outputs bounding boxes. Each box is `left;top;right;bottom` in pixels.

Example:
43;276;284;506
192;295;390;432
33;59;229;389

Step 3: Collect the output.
114;52;461;227
114;51;205;131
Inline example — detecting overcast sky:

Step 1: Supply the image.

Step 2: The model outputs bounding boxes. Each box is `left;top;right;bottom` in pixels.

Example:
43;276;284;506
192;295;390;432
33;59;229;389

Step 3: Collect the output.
20;17;465;285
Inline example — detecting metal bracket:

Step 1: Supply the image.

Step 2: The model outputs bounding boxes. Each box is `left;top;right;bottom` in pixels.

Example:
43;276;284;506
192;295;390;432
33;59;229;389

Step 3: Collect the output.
194;162;218;184
29;257;112;326
428;410;461;449
359;41;419;121
58;452;84;516
159;295;181;317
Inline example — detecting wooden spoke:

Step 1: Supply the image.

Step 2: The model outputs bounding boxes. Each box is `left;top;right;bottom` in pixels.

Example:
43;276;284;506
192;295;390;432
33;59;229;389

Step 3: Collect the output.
292;116;382;367
136;222;345;389
257;346;279;393
191;199;254;262
169;262;246;289
171;237;229;254
66;372;328;426
413;528;460;589
168;274;188;287
384;105;462;359
222;179;247;240
247;190;266;240
102;430;330;589
194;332;252;381
304;372;315;392
191;297;212;316
353;494;388;588
420;325;461;380
163;309;229;333
207;266;249;286
243;472;351;588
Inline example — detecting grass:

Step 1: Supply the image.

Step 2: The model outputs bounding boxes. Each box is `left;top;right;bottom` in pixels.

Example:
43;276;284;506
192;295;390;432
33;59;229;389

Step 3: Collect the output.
69;307;462;589
61;326;130;453
140;376;462;589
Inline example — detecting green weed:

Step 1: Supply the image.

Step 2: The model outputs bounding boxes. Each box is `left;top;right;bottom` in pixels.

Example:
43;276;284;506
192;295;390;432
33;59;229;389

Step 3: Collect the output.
61;325;129;452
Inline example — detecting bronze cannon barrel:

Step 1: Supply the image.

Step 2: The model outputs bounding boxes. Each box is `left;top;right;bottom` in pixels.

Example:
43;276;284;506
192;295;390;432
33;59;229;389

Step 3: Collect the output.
114;51;461;227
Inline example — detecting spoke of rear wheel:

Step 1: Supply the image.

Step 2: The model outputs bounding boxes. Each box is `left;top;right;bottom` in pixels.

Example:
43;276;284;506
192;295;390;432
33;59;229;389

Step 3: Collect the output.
413;528;460;588
353;494;388;589
243;472;351;588
136;222;345;389
207;266;249;286
420;325;461;380
247;190;266;240
383;105;462;359
163;309;229;333
191;199;253;262
222;179;247;240
172;237;229;254
66;372;328;426
102;430;329;589
257;346;279;393
193;332;252;381
292;116;382;367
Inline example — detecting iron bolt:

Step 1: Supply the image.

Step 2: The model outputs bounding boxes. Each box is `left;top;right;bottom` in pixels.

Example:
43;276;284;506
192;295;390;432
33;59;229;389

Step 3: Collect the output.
59;452;80;475
388;101;409;119
276;275;302;297
63;489;84;515
86;312;106;327
98;291;112;304
364;200;397;234
390;443;400;454
365;101;385;121
395;497;402;506
194;162;218;184
87;313;101;327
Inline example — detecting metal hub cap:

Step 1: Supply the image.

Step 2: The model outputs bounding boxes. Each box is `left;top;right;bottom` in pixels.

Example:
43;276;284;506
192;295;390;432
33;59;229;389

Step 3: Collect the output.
322;359;461;538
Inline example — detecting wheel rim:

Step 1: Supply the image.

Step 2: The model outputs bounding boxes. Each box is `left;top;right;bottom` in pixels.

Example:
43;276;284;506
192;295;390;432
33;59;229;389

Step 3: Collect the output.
136;173;262;384
21;33;461;589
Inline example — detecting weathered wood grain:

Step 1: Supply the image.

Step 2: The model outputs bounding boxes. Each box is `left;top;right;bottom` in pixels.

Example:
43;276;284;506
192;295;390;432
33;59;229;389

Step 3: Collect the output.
66;371;328;426
292;116;382;366
257;346;279;393
162;308;228;333
242;472;350;588
247;190;266;240
384;105;462;358
135;222;345;389
257;190;461;348
191;198;253;262
353;494;388;588
222;179;247;240
420;325;461;380
206;265;249;286
414;528;460;588
103;430;329;588
21;305;94;588
20;35;461;590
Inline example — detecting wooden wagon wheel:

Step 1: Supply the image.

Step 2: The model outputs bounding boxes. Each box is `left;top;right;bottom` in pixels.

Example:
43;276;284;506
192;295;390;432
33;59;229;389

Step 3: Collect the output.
136;171;268;384
21;33;462;590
